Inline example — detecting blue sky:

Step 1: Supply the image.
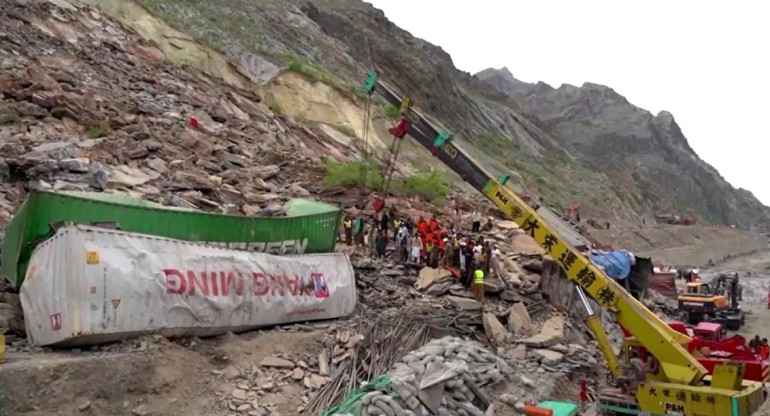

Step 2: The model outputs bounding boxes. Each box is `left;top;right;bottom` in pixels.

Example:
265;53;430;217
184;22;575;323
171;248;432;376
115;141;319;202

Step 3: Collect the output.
368;0;770;205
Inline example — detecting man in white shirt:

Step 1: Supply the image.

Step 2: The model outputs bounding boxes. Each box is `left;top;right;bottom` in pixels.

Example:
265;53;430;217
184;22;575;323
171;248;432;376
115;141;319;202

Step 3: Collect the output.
471;210;481;233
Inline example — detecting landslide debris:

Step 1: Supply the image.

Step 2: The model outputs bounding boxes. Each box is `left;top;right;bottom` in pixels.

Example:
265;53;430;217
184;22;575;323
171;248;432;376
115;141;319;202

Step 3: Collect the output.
0;0;351;229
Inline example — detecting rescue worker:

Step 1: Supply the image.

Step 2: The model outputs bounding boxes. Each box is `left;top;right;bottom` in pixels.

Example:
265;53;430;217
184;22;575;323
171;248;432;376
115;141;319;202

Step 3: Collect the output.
452;207;461;231
442;238;454;267
353;215;365;247
380;211;390;239
473;266;485;303
617;350;646;394
427;244;437;267
410;232;422;264
375;230;387;259
471;210;481;233
343;216;353;245
459;241;468;281
417;216;428;238
452;237;461;268
428;215;438;233
750;335;761;353
465;237;476;286
424;232;434;264
367;222;378;257
760;339;770;360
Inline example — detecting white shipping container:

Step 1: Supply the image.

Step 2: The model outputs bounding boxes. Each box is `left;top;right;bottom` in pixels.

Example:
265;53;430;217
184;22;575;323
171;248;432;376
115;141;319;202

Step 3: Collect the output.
20;224;357;347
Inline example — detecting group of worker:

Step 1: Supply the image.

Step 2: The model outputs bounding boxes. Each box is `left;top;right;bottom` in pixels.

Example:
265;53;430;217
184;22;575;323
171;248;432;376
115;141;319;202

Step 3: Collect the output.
748;335;770;359
341;206;500;304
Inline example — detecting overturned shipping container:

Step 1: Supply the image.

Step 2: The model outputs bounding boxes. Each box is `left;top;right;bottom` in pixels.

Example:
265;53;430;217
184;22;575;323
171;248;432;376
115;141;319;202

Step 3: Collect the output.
2;190;341;289
21;224;356;347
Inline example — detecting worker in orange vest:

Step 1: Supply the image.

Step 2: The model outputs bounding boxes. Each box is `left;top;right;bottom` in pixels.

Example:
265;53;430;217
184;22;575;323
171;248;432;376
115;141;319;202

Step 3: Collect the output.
428;215;438;232
417;216;428;238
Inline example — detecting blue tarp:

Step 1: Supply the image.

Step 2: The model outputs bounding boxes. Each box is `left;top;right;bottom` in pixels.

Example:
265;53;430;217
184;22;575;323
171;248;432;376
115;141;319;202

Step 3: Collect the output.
590;250;632;280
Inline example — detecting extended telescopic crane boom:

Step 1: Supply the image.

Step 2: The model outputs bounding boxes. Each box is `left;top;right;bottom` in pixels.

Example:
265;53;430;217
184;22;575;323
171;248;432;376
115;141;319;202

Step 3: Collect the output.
364;72;764;416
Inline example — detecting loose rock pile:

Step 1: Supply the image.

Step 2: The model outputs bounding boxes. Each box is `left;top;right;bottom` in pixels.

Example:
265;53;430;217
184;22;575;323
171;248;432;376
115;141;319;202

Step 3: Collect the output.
0;0;346;229
331;336;509;416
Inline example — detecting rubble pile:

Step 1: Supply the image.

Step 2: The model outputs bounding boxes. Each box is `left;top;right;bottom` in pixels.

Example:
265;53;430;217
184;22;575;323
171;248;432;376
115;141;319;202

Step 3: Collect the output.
644;289;679;319
327;336;510;416
218;352;331;416
0;0;342;227
0;279;24;341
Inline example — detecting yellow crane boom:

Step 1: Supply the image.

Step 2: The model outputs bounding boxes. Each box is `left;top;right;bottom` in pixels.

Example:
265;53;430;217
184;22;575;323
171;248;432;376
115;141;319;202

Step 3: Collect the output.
364;72;764;415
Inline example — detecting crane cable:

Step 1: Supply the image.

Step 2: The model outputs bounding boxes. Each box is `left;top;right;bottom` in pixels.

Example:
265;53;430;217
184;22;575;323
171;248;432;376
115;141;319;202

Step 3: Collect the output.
381;136;403;191
357;39;375;207
359;94;372;197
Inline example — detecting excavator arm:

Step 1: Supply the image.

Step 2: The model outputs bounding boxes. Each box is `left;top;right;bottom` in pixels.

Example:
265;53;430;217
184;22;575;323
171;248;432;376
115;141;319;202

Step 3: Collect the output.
366;76;707;384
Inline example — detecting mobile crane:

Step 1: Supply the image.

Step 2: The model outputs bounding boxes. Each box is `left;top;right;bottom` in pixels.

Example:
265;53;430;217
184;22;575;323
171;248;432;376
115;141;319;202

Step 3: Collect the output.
362;71;765;415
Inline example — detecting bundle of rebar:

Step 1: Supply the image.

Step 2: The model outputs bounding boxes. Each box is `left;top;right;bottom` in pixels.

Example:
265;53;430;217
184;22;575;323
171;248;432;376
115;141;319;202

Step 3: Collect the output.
302;307;480;414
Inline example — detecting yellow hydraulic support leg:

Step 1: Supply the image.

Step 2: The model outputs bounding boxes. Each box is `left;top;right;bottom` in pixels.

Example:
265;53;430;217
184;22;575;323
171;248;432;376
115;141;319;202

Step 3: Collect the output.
576;286;621;378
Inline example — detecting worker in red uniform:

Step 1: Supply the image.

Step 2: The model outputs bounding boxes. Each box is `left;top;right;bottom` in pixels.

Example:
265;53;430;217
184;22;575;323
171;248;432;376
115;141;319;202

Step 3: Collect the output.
760;339;770;360
417;216;428;238
428;215;438;232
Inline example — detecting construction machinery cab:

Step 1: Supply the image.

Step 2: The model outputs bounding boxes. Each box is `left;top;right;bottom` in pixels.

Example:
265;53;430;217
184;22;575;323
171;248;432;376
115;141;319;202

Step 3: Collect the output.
693;322;726;343
686;281;713;295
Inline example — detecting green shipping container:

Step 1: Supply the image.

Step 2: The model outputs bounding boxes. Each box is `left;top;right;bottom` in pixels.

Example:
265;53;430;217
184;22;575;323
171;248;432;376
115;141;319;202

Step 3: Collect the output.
1;190;341;289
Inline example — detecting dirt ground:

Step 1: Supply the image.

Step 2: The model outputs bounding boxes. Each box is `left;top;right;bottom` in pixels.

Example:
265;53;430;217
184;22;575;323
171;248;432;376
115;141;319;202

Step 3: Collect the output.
698;249;770;341
590;223;768;267
0;330;321;416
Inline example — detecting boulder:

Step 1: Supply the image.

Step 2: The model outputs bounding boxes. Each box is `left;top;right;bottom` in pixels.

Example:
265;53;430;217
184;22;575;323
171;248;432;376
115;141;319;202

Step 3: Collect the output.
531;349;564;366
507;344;527;360
497;221;519;230
449;284;474;298
518;314;565;348
58;157;90;173
521;258;544;274
259;356;295;368
483;278;505;294
512;235;545;256
425;281;451;296
483;312;509;344
524;273;542;284
446;295;482;311
507;302;532;335
107;165;159;187
500;290;522;303
415;267;453;291
504;273;522;287
549;344;569;354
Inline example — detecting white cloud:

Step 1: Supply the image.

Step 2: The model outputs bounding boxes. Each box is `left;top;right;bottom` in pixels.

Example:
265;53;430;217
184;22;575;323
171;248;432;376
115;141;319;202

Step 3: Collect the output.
367;0;770;204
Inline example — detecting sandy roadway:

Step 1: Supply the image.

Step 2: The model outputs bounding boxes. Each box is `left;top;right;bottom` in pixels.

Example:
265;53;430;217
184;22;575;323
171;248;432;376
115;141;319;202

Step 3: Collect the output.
698;249;770;340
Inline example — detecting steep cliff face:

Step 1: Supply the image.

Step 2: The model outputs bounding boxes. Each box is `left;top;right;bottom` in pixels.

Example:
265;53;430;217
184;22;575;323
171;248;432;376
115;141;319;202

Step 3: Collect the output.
474;67;770;229
136;0;770;229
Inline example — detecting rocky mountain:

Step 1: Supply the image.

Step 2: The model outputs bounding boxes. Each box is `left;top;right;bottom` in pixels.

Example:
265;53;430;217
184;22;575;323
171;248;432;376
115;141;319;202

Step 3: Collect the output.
474;67;770;229
133;0;770;230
